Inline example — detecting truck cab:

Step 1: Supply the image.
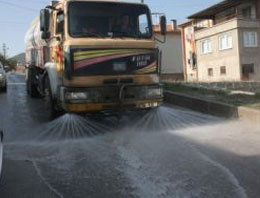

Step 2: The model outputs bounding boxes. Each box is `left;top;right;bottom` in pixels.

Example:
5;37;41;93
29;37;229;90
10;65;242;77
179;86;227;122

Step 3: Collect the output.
25;0;166;117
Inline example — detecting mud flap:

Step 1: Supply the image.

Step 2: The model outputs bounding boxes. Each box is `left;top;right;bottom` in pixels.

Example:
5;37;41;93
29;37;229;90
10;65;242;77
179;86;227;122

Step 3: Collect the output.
0;131;3;179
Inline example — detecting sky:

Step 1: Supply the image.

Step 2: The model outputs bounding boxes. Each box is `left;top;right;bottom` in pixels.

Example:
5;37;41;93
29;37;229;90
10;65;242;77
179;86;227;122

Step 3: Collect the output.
0;0;221;57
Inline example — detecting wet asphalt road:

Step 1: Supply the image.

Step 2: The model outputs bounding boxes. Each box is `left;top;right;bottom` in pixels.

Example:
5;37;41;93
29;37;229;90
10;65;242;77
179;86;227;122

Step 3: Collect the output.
0;74;260;198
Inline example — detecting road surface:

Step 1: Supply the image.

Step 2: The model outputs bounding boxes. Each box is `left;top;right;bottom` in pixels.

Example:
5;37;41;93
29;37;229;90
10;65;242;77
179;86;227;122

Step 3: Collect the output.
0;74;260;198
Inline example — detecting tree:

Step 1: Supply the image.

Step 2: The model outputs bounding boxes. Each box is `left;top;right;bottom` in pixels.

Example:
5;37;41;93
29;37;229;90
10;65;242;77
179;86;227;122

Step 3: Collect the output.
0;53;5;65
7;58;17;71
0;52;17;71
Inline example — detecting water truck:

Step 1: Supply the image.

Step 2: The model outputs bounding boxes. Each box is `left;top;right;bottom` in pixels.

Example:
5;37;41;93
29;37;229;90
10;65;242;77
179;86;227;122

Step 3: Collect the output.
25;0;166;117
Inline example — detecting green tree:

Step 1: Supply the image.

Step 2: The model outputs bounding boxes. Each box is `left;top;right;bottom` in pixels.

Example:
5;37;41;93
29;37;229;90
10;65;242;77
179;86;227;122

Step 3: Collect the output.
7;58;17;71
0;52;17;71
0;53;5;65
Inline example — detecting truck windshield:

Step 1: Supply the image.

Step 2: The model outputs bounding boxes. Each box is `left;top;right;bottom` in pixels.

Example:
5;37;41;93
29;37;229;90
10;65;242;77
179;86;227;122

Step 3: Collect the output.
69;2;153;39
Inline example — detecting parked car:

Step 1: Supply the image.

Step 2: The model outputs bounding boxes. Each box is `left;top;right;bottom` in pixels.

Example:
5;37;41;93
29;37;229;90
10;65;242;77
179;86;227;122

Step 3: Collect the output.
0;63;7;92
0;131;3;178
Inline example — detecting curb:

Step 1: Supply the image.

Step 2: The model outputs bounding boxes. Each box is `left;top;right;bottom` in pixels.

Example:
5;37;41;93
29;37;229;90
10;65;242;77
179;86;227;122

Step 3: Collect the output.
238;107;260;123
164;91;260;122
164;91;239;118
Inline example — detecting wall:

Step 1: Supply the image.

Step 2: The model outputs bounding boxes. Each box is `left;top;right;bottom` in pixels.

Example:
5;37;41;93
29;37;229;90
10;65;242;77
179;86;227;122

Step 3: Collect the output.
196;27;241;82
257;0;260;18
236;1;257;19
193;1;260;82
181;20;213;82
183;25;198;81
238;27;260;81
181;0;260;82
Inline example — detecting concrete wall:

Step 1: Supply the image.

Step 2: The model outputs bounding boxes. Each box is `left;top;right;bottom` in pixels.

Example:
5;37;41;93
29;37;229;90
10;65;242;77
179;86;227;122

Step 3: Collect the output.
156;32;184;79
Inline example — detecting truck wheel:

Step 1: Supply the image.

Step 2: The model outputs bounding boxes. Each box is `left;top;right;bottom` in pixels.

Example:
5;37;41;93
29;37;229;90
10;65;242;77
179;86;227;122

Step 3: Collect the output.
27;67;39;97
44;76;60;119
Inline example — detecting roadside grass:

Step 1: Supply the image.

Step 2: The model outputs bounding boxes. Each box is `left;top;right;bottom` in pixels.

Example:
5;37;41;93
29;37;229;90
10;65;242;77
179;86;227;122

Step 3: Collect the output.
164;83;260;110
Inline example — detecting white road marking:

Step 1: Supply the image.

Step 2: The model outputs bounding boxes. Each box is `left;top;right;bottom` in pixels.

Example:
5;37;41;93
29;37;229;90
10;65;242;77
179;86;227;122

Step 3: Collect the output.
32;161;64;198
193;147;248;198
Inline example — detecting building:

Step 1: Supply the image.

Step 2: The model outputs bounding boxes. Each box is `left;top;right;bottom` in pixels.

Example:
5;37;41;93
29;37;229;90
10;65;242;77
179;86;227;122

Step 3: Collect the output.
154;21;184;81
180;0;260;82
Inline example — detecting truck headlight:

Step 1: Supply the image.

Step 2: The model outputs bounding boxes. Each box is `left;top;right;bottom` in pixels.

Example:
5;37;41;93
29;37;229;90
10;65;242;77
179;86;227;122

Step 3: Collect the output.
0;74;3;78
65;92;89;100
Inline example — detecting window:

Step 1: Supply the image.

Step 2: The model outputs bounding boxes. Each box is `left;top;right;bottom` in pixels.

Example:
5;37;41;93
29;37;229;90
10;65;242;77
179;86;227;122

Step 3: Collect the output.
219;34;232;50
138;14;150;36
242;6;252;19
188;52;197;68
242;64;254;74
200;39;212;54
56;12;64;34
220;66;226;75
243;31;258;47
242;64;254;80
208;68;213;76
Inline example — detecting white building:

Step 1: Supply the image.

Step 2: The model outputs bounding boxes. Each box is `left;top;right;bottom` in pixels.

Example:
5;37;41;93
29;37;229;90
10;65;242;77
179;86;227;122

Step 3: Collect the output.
180;0;260;82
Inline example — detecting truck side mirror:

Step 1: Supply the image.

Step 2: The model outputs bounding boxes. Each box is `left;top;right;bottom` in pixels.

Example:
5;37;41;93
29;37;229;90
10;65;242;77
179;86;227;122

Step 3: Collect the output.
160;16;167;36
40;9;51;39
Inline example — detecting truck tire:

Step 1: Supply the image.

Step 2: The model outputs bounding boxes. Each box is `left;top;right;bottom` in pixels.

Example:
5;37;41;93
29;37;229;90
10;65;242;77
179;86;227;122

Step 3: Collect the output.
44;76;61;119
27;67;40;97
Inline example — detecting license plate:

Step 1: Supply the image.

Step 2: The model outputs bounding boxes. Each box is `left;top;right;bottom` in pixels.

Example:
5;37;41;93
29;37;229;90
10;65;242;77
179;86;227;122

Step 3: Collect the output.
113;62;126;72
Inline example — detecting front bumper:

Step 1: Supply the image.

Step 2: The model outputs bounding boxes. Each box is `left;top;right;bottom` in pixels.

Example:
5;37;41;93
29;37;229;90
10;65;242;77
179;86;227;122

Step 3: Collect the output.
59;84;163;113
64;99;163;113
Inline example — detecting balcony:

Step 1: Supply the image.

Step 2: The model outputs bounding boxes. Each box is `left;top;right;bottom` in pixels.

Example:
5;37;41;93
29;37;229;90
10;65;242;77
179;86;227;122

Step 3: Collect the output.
195;18;260;40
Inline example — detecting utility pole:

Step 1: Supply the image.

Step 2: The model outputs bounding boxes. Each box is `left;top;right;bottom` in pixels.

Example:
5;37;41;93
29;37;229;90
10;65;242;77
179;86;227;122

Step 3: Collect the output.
2;43;8;65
